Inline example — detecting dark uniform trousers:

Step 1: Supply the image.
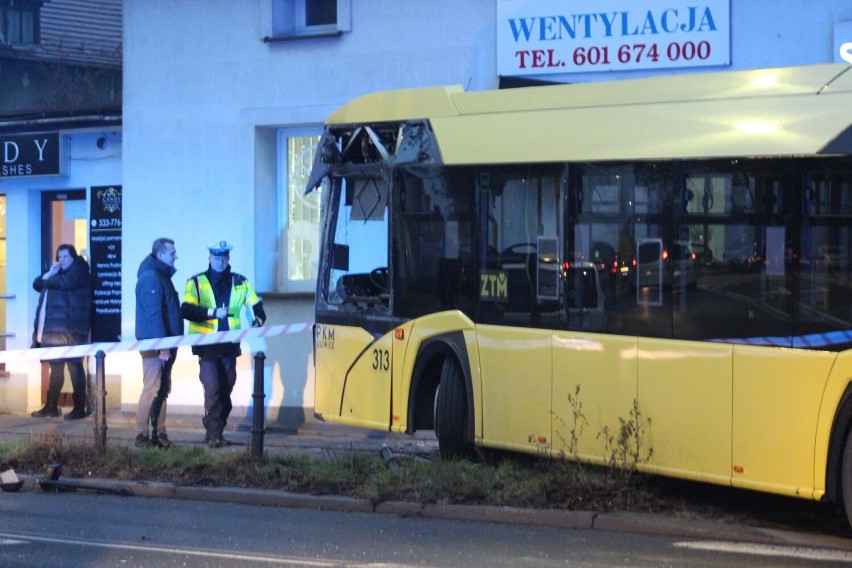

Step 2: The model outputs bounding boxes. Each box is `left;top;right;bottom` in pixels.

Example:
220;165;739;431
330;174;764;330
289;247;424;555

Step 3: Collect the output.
199;355;237;439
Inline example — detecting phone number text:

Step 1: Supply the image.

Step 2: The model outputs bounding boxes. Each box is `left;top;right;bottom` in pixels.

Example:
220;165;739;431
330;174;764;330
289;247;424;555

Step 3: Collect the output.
515;41;712;69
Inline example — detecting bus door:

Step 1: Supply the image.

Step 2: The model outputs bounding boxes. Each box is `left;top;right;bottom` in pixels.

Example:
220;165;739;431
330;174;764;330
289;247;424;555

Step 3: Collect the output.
553;165;640;462
476;168;558;452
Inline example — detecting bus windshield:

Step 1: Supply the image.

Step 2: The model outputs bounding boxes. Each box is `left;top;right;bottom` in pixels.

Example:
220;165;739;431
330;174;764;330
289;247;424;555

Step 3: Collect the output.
321;175;390;313
319;166;477;319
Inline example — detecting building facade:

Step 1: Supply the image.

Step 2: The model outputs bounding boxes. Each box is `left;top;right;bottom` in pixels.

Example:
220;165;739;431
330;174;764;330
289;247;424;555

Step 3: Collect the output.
2;1;852;426
0;0;121;413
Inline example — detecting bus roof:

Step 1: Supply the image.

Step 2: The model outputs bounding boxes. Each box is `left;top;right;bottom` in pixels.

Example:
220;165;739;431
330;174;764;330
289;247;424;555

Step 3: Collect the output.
325;64;852;164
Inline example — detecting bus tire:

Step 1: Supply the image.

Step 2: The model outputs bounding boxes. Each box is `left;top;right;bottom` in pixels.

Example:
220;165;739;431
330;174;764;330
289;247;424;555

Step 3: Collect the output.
841;427;852;528
435;358;472;459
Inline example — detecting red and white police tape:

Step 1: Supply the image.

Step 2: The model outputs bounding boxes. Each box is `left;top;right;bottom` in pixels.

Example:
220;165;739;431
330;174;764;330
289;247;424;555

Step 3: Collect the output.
0;322;312;364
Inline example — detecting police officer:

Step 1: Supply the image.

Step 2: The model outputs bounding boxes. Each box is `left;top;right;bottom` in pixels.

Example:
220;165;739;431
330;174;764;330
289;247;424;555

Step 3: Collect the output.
180;240;266;447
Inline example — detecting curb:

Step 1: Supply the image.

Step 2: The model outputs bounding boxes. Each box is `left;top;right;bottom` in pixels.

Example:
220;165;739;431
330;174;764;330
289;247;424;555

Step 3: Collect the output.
9;476;808;546
421;502;596;530
174;485;374;513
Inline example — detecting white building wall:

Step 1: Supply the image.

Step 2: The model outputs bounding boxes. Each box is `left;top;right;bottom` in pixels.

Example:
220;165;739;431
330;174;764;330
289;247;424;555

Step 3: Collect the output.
117;0;851;425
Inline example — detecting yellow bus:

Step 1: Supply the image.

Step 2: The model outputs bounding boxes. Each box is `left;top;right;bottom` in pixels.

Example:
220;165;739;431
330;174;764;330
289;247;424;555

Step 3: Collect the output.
307;63;852;525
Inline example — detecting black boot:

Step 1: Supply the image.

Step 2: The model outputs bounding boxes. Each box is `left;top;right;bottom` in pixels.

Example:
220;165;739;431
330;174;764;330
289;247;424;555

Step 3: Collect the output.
64;391;88;420
34;362;66;418
31;406;61;418
33;367;63;418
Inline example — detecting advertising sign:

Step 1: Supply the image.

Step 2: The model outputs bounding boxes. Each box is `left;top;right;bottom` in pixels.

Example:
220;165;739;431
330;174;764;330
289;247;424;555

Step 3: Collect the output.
0;133;63;178
89;185;122;342
497;0;731;76
836;21;852;64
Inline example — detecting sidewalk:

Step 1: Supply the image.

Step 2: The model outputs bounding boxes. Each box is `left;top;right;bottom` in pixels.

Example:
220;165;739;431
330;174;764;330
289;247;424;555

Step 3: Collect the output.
0;409;439;457
2;410;852;553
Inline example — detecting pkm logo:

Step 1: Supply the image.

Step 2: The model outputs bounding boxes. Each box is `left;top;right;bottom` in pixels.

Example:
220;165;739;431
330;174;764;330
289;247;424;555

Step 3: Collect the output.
315;325;335;349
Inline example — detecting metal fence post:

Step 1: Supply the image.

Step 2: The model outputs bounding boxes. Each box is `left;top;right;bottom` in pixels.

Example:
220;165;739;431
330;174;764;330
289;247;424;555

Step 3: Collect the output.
93;350;107;452
251;351;266;459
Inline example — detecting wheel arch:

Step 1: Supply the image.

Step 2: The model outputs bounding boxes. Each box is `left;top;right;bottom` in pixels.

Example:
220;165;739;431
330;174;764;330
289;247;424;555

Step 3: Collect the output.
407;331;473;439
825;382;852;504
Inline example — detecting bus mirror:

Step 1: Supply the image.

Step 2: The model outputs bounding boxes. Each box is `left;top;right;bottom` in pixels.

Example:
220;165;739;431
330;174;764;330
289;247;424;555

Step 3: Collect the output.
305;132;337;194
332;244;350;271
321;137;341;164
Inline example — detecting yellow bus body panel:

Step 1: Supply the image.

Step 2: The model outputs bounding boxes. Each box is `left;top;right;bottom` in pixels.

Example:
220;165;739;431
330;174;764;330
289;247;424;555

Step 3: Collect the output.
391;311;477;434
313;322;348;418
637;338;733;486
389;320;415;434
551;332;637;461
476;325;551;453
315;315;849;502
814;351;852;498
731;346;834;498
314;323;393;430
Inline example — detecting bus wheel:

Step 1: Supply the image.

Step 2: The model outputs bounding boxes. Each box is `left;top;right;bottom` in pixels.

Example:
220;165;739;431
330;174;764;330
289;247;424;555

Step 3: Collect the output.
435;358;472;459
842;427;852;528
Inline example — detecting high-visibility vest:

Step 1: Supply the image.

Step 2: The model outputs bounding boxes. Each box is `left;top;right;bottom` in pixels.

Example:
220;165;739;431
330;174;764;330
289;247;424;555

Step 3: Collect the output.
183;272;260;334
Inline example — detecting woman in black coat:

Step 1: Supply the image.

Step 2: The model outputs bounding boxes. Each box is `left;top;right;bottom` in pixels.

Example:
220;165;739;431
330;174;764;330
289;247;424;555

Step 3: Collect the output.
31;244;92;419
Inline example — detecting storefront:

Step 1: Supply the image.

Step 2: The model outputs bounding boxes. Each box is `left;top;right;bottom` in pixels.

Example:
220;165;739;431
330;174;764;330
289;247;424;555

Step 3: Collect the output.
0;124;121;413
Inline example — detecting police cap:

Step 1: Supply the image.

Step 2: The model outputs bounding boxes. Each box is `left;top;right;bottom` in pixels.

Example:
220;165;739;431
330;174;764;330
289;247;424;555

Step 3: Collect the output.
208;240;233;256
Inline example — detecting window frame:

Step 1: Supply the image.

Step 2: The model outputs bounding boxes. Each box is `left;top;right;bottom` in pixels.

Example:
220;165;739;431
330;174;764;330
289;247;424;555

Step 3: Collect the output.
277;126;324;294
1;0;41;45
269;0;350;40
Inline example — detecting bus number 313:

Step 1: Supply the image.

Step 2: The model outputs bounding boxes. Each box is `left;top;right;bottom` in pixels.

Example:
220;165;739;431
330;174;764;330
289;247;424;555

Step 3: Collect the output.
372;348;390;371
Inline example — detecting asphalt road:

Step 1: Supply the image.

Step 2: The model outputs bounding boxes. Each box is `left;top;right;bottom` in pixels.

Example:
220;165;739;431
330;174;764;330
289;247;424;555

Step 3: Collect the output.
2;410;852;554
3;491;852;567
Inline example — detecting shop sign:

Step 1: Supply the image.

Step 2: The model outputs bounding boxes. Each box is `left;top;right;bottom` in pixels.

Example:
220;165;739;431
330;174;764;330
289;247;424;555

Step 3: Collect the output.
497;0;730;76
836;22;852;64
89;185;122;342
0;133;64;178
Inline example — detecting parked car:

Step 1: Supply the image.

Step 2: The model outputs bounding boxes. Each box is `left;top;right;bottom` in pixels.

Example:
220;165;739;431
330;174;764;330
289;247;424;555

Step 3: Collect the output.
590;240;633;295
670;241;698;290
690;242;714;267
635;239;697;291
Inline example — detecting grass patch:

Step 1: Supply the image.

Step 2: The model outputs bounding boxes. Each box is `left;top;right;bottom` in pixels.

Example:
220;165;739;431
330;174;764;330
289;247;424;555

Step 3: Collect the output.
0;429;662;512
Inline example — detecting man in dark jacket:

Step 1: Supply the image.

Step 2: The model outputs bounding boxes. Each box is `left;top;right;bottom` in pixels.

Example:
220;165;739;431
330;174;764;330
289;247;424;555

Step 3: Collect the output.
31;244;91;419
134;238;183;448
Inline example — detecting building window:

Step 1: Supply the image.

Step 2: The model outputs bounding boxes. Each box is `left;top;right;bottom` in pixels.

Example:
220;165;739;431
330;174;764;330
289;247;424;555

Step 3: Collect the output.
278;128;323;292
305;0;335;27
270;0;350;39
0;0;41;45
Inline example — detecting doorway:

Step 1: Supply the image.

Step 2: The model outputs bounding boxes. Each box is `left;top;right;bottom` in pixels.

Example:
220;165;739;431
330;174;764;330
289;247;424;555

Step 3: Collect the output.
38;190;88;407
